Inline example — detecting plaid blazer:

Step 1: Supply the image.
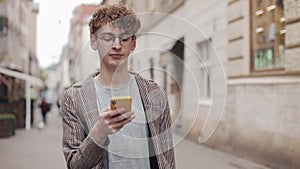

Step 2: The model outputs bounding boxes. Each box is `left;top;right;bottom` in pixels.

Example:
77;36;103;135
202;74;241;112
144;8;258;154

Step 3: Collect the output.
61;72;176;169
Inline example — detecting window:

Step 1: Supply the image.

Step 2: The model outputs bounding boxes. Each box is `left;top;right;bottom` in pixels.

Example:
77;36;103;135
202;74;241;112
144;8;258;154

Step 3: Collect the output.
149;57;154;80
149;0;156;11
0;76;8;102
251;0;286;71
0;16;8;35
197;40;212;99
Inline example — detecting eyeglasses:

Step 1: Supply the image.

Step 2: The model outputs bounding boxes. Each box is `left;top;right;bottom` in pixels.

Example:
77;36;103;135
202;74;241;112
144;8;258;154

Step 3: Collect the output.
96;33;135;47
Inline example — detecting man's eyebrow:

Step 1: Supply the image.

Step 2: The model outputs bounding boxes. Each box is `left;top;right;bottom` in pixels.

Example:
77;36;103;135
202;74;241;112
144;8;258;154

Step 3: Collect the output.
98;32;132;37
99;32;114;36
121;31;133;35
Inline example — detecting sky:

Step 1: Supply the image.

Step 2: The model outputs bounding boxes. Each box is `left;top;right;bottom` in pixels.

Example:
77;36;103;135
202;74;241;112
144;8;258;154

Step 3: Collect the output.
35;0;102;68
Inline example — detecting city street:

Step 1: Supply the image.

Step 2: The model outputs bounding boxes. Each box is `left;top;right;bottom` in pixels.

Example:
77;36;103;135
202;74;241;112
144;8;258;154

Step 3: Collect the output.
0;107;272;169
1;0;299;168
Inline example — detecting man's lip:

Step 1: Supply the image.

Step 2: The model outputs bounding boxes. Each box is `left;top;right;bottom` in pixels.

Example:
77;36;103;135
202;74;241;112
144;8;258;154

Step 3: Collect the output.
110;54;122;56
110;54;123;57
109;54;123;59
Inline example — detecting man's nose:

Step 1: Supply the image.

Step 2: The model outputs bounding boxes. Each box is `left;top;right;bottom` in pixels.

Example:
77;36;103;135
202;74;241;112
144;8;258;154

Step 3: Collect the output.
112;37;121;49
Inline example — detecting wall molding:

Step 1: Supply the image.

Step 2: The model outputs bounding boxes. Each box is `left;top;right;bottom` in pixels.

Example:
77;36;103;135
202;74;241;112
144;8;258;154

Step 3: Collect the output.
228;0;240;6
286;43;300;50
228;76;300;86
228;16;244;24
286;17;300;25
228;36;243;43
228;56;243;61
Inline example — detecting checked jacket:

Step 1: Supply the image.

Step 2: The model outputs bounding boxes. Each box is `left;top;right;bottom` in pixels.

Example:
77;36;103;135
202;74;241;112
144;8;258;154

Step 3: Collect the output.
61;72;176;169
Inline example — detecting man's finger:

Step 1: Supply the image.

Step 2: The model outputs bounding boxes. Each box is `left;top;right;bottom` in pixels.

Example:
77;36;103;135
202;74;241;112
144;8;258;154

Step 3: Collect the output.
110;114;135;129
108;108;126;118
101;107;110;113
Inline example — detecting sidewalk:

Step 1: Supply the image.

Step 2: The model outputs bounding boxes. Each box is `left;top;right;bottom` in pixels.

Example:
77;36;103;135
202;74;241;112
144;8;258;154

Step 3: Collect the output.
0;107;271;169
174;135;271;169
0;107;66;169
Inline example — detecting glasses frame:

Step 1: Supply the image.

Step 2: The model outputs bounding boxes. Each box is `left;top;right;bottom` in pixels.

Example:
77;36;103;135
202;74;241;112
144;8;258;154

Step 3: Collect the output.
96;33;136;47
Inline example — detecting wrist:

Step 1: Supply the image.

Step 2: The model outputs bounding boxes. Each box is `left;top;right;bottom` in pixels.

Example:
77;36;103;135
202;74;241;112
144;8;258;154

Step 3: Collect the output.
89;127;109;147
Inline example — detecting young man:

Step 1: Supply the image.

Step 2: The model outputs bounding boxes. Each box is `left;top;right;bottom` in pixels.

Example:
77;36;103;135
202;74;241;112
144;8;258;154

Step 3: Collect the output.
61;4;175;169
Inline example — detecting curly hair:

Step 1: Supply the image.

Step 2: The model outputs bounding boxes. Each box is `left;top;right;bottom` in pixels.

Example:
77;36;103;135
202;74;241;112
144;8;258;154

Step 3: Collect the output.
89;4;140;35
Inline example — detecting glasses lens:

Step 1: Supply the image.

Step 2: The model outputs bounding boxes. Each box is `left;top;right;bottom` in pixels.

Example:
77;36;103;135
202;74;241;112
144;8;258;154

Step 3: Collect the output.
101;35;114;46
119;35;132;46
98;34;133;46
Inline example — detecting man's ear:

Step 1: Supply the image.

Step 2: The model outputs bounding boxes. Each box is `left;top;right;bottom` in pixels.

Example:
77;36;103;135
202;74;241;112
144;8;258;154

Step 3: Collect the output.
130;36;137;51
90;34;97;50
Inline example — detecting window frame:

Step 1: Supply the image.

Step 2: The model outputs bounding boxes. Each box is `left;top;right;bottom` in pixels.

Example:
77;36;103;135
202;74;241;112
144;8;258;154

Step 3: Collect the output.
197;40;212;99
250;0;286;73
0;16;8;36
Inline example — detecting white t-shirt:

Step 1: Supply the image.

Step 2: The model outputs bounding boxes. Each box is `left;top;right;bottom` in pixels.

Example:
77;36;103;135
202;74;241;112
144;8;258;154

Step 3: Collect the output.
94;75;151;169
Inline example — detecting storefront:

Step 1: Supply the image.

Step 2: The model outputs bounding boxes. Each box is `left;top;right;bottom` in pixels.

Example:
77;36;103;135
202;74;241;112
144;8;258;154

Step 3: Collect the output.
0;67;42;130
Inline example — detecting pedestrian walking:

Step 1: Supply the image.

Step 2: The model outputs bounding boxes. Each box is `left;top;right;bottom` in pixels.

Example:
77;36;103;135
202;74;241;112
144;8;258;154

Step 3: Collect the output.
39;97;50;125
61;4;176;169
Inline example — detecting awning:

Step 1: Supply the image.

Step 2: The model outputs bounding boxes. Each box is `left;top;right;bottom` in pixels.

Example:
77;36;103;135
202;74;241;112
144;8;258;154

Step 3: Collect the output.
0;66;42;87
0;66;43;130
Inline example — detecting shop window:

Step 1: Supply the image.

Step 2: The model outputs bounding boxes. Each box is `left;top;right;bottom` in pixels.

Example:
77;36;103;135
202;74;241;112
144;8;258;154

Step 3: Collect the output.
0;16;8;35
0;81;8;102
251;0;285;71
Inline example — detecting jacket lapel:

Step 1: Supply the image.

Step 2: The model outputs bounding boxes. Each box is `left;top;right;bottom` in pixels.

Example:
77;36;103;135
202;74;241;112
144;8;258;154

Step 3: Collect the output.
134;73;160;136
74;72;100;132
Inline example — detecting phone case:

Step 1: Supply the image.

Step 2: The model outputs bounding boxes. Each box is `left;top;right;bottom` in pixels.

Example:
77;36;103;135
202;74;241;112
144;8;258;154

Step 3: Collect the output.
110;96;132;112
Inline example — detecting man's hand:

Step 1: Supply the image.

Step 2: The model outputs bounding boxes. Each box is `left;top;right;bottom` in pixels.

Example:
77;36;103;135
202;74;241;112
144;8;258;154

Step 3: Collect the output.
89;107;135;146
100;107;135;134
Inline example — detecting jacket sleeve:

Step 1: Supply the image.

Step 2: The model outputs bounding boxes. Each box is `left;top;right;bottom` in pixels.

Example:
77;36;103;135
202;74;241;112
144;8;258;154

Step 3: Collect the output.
61;88;105;169
148;85;176;169
159;87;176;169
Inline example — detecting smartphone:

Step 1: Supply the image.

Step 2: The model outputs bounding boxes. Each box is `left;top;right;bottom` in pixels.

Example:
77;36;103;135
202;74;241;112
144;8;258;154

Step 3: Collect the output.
110;96;132;112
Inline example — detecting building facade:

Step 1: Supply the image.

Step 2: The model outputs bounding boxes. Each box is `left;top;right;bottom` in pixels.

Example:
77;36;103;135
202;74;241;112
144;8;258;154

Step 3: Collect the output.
58;4;99;97
0;0;40;102
100;0;300;169
0;0;41;130
213;1;300;169
58;45;72;93
210;1;300;169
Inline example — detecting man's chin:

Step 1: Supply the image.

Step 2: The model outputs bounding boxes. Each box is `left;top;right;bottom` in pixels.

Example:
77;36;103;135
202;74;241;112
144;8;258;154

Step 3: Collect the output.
108;60;127;69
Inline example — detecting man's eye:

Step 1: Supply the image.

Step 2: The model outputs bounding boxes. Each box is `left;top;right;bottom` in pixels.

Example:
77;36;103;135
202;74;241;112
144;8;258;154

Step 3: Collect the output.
102;36;114;41
120;36;130;41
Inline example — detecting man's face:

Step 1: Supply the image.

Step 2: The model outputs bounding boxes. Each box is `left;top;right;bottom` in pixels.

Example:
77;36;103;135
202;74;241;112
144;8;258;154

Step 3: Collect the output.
90;24;136;69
